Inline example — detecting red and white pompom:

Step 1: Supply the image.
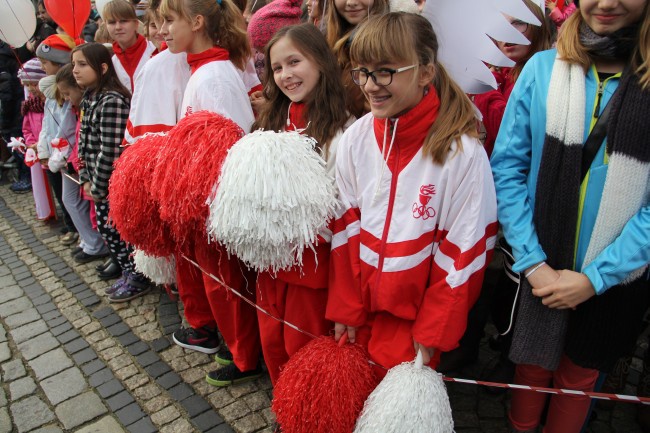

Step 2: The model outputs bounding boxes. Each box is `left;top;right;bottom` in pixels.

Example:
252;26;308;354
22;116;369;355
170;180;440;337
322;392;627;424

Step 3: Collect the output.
272;336;378;433
150;111;244;247
133;250;176;286
354;351;454;433
207;130;337;272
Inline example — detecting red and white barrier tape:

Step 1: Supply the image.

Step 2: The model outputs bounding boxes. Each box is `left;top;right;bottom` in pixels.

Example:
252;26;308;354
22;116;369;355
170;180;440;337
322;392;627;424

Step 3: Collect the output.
180;254;650;405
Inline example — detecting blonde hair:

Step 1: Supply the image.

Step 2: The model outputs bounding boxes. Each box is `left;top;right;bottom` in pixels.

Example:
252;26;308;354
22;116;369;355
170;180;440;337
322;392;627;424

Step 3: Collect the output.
350;13;478;164
102;0;139;21
160;0;250;70
557;3;650;88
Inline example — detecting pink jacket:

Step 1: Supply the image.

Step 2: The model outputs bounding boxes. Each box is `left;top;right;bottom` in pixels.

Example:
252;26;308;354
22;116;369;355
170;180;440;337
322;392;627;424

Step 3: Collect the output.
22;111;44;146
549;3;577;32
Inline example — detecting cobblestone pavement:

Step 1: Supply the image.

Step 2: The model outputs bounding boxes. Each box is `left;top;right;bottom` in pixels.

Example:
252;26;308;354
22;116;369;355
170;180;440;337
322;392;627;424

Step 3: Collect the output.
0;182;647;433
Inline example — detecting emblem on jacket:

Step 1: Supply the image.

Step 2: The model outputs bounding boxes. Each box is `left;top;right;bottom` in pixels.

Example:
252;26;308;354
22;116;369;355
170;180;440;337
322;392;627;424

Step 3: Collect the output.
413;184;436;219
185;106;193;117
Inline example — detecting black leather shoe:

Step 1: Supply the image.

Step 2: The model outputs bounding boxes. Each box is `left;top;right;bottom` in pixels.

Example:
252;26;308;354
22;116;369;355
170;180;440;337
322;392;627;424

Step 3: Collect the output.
98;261;121;280
70;246;83;257
96;257;113;272
74;251;109;264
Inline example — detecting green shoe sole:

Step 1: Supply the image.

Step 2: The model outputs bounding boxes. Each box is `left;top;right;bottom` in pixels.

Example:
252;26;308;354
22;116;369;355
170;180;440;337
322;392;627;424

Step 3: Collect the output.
205;371;262;387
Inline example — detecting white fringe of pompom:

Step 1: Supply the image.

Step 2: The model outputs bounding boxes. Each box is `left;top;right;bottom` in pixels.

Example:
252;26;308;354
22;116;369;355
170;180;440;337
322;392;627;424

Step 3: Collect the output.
206;130;338;273
133;250;176;285
354;351;454;433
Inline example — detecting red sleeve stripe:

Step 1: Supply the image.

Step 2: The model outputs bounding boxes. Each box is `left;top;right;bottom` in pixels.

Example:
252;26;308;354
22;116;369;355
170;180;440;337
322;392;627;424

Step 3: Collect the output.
360;227;440;258
332;207;361;235
248;84;263;96
438;221;499;271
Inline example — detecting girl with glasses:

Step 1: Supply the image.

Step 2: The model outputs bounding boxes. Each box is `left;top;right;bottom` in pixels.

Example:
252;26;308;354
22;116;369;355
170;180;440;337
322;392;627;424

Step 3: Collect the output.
327;12;497;376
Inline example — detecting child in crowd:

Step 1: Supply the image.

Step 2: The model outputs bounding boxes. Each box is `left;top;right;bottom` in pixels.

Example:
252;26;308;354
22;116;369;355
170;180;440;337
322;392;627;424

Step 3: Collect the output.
72;43;151;302
247;0;302;83
252;23;354;385
55;64;110;265
491;0;649;431
103;0;156;92
325;0;389;118
17;59;55;219
327;12;497;376
123;0;190;145
160;0;261;386
546;0;577;33
35;34;80;246
474;0;551;156
143;9;163;52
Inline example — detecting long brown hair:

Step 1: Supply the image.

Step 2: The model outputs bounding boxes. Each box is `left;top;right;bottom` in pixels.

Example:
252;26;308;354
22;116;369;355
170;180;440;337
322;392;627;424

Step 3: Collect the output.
557;1;649;88
160;0;250;70
252;24;348;156
70;43;131;99
510;0;552;81
350;13;479;164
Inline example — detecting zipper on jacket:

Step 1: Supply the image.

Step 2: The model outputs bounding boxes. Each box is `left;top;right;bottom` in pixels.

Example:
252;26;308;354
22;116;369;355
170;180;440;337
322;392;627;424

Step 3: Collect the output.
593;80;605;118
372;123;400;308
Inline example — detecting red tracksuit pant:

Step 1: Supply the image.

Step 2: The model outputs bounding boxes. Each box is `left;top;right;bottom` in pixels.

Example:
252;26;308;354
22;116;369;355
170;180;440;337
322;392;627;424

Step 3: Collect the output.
256;272;331;384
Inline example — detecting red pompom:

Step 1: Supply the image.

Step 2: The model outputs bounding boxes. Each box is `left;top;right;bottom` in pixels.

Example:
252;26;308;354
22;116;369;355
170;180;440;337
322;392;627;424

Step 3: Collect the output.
150;111;244;247
108;134;175;257
272;336;378;433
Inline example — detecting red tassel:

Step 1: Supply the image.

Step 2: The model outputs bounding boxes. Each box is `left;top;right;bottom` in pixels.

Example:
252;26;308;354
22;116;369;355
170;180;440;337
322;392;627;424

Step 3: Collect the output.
108;133;175;257
272;336;378;433
150;111;244;247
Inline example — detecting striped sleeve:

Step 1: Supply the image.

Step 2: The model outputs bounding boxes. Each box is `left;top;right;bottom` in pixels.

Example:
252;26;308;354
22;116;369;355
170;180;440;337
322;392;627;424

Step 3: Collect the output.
412;147;498;351
326;133;367;327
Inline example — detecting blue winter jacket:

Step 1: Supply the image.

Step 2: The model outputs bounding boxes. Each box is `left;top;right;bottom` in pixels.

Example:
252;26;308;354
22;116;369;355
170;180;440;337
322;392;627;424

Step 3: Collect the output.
490;49;650;295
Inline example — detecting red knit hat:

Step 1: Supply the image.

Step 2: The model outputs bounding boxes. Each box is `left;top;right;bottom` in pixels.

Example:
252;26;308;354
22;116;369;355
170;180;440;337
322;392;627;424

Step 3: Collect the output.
36;34;78;65
247;0;303;50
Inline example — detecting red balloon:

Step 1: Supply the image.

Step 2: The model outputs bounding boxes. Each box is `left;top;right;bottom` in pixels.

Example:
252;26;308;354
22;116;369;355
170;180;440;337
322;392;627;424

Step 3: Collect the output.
43;0;91;39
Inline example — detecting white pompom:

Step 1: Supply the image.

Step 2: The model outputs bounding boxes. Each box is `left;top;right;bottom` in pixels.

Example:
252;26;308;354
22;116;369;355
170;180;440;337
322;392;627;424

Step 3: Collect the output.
133;250;176;285
354;355;454;433
206;130;338;273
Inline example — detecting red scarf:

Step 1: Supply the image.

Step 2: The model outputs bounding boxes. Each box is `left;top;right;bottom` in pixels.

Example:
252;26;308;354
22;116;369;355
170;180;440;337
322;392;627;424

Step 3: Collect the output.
113;34;148;89
372;86;440;175
187;46;230;74
286;102;308;131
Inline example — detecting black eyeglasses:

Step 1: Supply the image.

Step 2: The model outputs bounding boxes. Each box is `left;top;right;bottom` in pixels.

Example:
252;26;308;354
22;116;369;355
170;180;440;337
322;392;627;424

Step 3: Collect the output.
510;20;529;34
350;64;417;86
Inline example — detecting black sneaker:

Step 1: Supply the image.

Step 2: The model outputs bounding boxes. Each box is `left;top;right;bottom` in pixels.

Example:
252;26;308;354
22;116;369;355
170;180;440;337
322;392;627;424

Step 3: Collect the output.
74;250;109;264
214;347;234;366
70;246;83;257
205;364;262;387
172;326;220;354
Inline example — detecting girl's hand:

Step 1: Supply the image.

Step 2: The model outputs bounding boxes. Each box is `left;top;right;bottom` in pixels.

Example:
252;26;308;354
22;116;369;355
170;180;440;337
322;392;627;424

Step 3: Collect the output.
250;91;265;112
545;0;557;10
413;340;435;364
40;158;49;169
83;182;92;197
334;322;357;343
532;269;596;309
526;262;560;290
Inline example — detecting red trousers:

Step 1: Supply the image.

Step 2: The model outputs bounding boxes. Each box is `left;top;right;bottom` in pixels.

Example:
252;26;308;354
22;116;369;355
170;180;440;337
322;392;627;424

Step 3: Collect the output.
509;355;598;432
195;240;261;372
256;273;331;385
175;248;217;330
354;312;441;379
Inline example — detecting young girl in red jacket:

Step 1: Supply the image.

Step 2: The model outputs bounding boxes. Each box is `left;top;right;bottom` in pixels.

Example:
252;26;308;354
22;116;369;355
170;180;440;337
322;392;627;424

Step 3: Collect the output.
327;12;498;376
103;0;156;92
159;0;261;387
251;23;353;385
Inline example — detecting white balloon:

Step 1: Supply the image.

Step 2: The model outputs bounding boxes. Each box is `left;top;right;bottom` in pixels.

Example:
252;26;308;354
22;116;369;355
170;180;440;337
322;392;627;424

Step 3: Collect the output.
0;0;36;48
95;0;111;19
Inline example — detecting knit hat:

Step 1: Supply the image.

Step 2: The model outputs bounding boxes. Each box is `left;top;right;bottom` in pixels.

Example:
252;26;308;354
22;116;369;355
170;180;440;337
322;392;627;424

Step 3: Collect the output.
17;58;47;83
36;34;77;65
248;0;303;50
